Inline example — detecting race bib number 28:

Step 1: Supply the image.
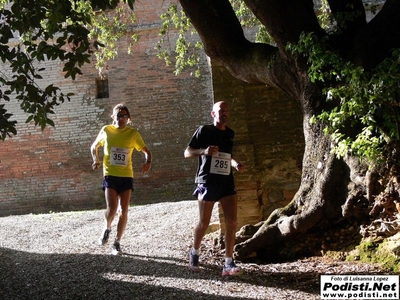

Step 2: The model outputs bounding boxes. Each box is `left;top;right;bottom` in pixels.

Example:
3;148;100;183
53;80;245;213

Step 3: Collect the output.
110;147;129;166
210;152;231;175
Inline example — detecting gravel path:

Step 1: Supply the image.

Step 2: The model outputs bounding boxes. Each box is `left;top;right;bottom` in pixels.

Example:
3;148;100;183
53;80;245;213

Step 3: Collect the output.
0;200;385;299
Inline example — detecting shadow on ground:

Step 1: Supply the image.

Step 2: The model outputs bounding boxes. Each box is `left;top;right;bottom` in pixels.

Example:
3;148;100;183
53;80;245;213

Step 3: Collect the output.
0;246;324;300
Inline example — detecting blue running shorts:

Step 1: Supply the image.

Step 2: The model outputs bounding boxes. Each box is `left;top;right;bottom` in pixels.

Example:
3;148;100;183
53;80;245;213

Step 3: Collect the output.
102;176;134;193
192;183;236;202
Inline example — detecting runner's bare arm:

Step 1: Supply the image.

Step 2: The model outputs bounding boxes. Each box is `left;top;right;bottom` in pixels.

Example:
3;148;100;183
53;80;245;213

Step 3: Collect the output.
141;146;152;173
184;146;219;158
231;159;245;172
91;141;101;170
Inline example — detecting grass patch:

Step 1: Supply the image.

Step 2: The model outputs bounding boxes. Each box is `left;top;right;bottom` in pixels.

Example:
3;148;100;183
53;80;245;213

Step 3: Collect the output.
346;239;400;272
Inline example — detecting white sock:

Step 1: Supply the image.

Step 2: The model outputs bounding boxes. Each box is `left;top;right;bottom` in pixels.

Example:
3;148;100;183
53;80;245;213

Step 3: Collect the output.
191;248;200;256
225;257;233;266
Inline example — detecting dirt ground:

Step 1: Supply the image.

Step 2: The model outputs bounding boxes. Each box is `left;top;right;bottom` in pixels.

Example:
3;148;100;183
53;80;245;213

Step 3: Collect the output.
0;200;388;300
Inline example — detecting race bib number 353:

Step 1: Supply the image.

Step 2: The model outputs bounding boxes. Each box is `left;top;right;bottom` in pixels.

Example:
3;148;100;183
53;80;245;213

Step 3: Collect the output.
210;152;231;175
110;147;129;166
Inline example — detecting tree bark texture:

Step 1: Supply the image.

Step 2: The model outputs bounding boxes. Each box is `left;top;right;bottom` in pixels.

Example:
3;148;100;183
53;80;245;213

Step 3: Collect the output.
179;0;400;260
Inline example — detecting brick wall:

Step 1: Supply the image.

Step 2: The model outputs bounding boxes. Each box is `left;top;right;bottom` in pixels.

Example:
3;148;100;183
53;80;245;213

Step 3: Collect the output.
0;1;305;233
0;1;213;216
211;60;304;230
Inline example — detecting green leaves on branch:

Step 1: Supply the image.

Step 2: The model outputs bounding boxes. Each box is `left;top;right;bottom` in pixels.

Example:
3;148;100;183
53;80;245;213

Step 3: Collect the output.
229;0;272;44
157;4;202;77
289;33;400;164
156;1;271;77
0;0;134;139
0;0;86;139
86;1;137;71
0;103;17;140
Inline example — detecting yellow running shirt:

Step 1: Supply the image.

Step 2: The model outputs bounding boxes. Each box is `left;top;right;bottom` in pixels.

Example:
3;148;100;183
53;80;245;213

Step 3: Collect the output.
95;125;146;178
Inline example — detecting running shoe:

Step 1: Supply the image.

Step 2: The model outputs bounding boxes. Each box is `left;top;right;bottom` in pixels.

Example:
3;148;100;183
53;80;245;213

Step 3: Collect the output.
98;228;111;245
222;261;243;276
189;251;200;272
112;240;122;255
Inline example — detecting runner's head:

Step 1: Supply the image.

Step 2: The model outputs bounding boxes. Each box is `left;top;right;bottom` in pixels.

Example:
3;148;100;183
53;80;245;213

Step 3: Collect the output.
211;101;230;128
111;103;132;127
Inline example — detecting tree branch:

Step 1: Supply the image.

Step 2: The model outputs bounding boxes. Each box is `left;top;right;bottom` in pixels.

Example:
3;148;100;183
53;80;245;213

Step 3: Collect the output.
244;0;325;47
178;0;303;91
327;0;366;29
327;0;366;52
179;0;279;84
350;0;400;69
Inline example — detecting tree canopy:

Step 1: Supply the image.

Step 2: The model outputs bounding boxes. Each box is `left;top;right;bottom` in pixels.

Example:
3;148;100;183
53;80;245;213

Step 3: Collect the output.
177;0;400;164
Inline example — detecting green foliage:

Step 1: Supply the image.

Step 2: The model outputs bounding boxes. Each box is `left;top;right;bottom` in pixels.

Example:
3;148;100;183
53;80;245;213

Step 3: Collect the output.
230;0;273;44
349;240;400;272
316;0;334;31
0;0;272;138
0;0;134;139
230;0;257;27
288;32;400;164
316;0;378;34
156;1;273;77
85;1;137;71
157;4;203;77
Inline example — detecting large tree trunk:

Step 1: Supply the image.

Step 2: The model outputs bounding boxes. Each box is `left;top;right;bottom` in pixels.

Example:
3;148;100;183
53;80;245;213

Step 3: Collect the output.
179;0;400;261
235;111;365;260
